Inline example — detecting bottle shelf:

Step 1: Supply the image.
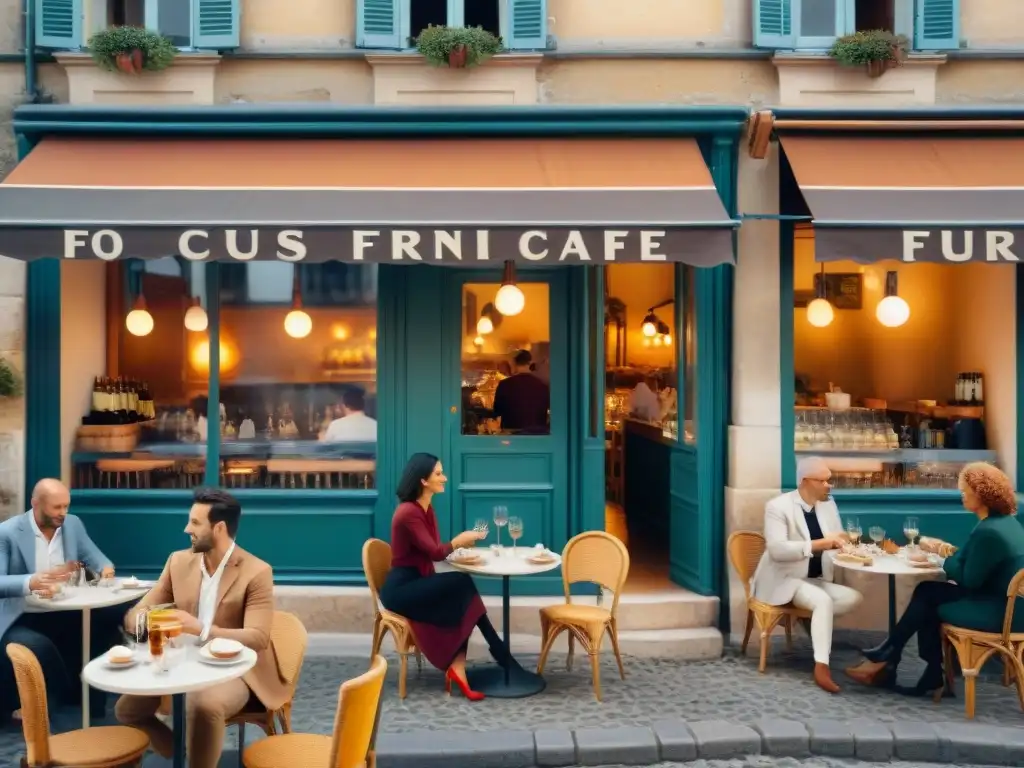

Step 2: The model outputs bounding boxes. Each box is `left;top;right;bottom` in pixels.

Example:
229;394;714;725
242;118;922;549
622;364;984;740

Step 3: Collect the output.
795;448;997;463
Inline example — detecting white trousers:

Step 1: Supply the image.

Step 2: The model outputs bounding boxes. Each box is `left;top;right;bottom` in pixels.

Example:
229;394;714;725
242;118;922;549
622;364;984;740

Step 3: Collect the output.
791;578;863;665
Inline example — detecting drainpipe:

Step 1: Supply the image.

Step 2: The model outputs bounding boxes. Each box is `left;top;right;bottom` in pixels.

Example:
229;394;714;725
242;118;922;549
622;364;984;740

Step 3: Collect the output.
23;0;38;103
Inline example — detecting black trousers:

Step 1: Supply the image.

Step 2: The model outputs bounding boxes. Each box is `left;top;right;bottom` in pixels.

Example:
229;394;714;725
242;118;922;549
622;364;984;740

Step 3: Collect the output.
888;580;967;667
0;603;132;721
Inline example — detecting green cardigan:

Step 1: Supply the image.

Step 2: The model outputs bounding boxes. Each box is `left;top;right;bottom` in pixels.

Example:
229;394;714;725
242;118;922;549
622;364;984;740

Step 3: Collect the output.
939;514;1024;633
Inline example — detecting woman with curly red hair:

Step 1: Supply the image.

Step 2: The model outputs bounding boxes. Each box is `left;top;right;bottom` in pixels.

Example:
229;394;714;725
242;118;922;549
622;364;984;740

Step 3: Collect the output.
845;462;1024;697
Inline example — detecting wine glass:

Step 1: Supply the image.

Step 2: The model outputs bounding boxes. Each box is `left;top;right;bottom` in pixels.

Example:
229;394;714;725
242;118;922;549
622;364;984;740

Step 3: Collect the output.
868;526;885;549
507;516;523;555
473;518;489;542
903;516;919;547
846;517;862;546
492;506;508;547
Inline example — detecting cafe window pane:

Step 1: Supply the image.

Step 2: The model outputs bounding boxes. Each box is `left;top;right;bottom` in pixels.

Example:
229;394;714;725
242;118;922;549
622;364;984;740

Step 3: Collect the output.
461;282;551;436
215;263;378;490
791;225;1014;489
65;259;212;491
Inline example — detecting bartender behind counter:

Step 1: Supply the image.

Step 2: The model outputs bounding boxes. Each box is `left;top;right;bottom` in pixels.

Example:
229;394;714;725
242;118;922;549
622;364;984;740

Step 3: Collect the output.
493;350;550;434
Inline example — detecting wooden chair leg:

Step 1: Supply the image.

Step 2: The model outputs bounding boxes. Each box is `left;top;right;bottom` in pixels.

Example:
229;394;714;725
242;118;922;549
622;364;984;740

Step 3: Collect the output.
536;624;562;675
589;650;602;701
964;672;978;719
567;633;575;672
398;652;409;699
784;616;794;651
607;621;626;680
370;617;385;665
741;610;754;655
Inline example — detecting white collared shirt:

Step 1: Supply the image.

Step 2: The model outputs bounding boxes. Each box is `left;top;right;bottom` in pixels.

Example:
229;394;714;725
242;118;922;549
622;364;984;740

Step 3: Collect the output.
323;412;378;442
197;542;235;642
30;514;65;573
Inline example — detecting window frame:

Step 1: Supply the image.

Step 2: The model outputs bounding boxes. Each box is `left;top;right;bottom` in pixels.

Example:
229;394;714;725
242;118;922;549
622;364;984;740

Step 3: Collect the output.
357;0;546;51
792;0;851;50
85;0;196;49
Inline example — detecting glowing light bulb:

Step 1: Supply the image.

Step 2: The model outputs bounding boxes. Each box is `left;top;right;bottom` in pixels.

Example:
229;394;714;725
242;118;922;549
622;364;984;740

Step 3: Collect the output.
494;284;525;316
284;309;313;339
126;308;154;337
184;303;208;332
477;315;494;334
642;320;657;337
806;298;835;328
876;295;910;328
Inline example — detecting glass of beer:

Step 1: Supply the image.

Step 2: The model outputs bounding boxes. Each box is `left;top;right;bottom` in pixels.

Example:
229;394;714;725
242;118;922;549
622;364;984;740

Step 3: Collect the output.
147;610;172;672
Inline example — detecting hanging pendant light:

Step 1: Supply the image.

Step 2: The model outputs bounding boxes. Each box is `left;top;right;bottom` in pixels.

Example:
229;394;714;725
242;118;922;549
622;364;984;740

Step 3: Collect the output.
876;271;910;328
125;294;154;337
806;263;834;328
494;261;525;316
183;296;208;332
284;269;313;339
641;310;659;337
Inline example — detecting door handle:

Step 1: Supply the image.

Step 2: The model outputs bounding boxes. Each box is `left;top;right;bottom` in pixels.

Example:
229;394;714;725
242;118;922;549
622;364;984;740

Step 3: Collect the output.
450;405;457;414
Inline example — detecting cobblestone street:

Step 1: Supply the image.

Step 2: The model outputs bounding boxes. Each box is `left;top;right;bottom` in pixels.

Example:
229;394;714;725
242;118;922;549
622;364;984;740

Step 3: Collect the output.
1;633;1021;766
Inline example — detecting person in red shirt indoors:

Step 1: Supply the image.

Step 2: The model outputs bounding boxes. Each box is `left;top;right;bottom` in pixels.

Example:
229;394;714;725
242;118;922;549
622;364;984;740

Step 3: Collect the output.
492;350;550;434
380;453;511;700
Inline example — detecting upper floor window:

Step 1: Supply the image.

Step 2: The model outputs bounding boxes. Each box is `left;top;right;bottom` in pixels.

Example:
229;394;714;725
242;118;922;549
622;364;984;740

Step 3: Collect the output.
357;0;547;50
36;0;240;51
753;0;960;52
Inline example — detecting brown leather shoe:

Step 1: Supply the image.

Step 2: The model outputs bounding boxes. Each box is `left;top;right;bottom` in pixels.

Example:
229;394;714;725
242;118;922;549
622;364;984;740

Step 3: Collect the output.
845;660;891;687
814;662;840;693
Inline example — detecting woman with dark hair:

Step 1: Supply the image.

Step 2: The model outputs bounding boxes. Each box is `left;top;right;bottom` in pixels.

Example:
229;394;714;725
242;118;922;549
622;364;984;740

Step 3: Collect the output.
845;462;1024;697
380;452;510;700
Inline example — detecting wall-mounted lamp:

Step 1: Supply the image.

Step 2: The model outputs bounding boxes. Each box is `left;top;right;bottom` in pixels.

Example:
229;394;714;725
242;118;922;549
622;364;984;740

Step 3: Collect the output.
641;298;675;339
876;271;910;328
806;263;834;328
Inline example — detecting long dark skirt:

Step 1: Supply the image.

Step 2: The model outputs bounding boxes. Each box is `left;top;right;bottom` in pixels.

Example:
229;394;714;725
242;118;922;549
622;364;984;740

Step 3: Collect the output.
380;566;485;669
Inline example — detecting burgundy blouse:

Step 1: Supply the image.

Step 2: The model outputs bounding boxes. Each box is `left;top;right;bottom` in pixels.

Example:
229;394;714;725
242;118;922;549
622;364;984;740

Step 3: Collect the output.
390;502;454;577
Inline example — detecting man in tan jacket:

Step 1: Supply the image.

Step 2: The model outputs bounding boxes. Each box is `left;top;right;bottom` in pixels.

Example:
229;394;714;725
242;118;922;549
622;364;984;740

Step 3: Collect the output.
117;488;288;768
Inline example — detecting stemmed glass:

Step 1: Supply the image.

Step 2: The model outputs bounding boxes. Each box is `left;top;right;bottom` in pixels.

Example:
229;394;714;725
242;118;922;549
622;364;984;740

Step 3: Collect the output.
473;518;490;543
846;517;862;546
492;506;509;547
868;526;885;549
903;516;919;548
507;516;523;555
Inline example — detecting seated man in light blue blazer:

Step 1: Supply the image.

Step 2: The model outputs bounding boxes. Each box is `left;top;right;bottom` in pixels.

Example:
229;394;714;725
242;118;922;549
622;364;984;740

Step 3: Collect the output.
0;478;119;723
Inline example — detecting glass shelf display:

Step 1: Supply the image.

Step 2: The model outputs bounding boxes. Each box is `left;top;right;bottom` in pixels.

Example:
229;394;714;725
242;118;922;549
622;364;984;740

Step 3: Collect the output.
795;406;900;452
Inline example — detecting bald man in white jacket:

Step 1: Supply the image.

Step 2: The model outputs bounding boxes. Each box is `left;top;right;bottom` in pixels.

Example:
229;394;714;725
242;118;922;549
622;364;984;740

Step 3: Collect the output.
751;457;863;693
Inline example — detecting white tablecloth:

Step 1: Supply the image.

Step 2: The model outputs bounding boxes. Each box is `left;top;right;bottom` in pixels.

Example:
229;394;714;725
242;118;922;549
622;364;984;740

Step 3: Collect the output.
447;547;562;578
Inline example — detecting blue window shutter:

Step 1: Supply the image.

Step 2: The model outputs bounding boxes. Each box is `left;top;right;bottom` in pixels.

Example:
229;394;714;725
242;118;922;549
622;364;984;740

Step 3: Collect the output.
507;0;547;51
753;0;794;49
914;0;959;50
358;0;403;49
192;0;240;49
35;0;82;49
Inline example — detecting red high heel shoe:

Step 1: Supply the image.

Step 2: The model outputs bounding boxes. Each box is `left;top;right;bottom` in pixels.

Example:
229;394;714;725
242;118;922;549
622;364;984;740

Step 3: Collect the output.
445;667;485;701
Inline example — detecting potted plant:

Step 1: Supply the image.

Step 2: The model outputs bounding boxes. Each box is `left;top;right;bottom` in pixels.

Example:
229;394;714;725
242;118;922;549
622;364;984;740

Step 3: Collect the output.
829;30;908;78
0;358;21;399
415;25;503;69
88;26;177;75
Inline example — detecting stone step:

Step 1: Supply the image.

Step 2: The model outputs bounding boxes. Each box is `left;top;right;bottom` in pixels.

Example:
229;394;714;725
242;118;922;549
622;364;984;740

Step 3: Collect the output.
273;586;719;635
305;627;723;661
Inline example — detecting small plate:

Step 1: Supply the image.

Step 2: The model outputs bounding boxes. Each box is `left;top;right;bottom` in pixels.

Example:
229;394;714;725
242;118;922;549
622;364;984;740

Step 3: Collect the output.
527;555;557;565
119;580;155;590
450;557;483;567
910;559;939;569
104;657;139;670
198;645;247;666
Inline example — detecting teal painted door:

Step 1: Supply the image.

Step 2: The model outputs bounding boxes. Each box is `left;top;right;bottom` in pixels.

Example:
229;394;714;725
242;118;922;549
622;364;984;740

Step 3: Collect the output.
444;269;570;582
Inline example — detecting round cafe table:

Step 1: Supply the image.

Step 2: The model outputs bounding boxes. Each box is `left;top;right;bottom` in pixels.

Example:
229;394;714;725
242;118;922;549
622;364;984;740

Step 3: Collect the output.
24;581;150;729
83;640;257;768
828;549;944;635
448;546;562;698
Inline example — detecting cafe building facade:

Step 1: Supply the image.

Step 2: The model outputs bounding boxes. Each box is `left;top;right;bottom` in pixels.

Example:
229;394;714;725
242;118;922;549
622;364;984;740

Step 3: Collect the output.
1;103;745;602
726;107;1024;633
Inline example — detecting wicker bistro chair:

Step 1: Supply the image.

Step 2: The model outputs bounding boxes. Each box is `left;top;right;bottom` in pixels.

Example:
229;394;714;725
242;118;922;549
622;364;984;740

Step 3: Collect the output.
227;610;309;766
727;531;812;672
536;531;630;701
5;643;150;768
362;538;423;698
242;654;388;768
942;566;1024;719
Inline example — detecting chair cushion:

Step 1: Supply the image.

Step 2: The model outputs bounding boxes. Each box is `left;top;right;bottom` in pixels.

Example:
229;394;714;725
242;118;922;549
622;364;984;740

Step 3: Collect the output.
48;725;149;765
243;733;335;768
540;604;612;626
